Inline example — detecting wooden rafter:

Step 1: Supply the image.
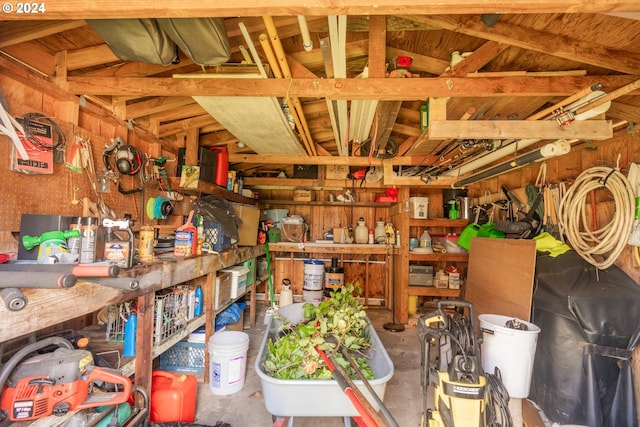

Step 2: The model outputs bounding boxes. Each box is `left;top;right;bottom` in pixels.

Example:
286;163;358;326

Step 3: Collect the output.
3;0;640;20
63;75;640;99
404;14;640;75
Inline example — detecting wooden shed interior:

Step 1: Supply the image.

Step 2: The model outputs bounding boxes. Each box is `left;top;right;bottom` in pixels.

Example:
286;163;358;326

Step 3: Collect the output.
1;1;640;425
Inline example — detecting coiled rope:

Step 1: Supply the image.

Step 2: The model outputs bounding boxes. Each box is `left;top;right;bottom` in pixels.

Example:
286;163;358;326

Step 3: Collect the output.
558;159;635;270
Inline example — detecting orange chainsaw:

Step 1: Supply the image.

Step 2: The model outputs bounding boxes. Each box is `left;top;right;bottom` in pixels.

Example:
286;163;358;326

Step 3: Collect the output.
0;337;131;422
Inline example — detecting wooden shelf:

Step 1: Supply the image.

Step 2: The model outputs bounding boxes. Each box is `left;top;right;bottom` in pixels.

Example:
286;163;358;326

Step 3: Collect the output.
263;200;394;208
169;177;259;205
243;177;385;189
268;242;398;255
408;286;462;298
409;218;469;228
0;246;265;347
408;252;469;262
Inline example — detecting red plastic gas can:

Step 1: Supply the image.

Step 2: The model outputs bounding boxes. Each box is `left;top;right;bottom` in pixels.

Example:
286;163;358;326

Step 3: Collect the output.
150;370;197;422
209;146;229;188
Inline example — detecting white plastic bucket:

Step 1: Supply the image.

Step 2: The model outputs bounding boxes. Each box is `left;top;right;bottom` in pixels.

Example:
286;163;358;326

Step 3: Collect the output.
208;331;250;395
302;289;324;302
303;260;324;291
479;314;540;398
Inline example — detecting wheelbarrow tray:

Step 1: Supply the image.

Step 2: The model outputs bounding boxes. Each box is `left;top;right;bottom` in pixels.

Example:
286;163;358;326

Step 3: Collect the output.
255;303;394;417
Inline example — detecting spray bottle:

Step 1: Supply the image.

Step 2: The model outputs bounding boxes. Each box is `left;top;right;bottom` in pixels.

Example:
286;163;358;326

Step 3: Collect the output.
22;229;81;264
102;218;135;268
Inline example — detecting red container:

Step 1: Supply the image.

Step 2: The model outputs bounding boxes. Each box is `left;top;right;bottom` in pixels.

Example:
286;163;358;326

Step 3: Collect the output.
150;370;197;422
208;146;229;187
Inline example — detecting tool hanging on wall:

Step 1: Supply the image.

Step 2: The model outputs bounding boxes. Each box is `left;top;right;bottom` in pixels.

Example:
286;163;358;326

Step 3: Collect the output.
102;137;146;194
21;112;66;164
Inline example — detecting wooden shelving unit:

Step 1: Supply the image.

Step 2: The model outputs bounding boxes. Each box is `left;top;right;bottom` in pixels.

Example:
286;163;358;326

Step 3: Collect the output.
263;200;394;208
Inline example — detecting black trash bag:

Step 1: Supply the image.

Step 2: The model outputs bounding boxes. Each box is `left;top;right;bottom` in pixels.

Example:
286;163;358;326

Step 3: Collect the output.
192;195;241;244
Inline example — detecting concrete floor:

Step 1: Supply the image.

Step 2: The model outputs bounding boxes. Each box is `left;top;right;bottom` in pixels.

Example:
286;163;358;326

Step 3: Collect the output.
193;304;424;427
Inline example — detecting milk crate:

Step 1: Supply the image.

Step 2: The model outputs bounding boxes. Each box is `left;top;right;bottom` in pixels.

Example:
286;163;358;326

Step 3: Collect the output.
154;289;189;345
202;219;232;252
159;341;206;373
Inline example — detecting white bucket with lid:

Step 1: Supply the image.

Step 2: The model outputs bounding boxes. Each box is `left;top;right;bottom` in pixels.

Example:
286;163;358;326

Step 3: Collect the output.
303;260;324;291
479;314;540;398
208;331;250;395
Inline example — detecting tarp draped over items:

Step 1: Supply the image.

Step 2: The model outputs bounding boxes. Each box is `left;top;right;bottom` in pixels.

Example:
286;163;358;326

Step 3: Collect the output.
192;195;240;244
215;302;246;328
530;251;640;427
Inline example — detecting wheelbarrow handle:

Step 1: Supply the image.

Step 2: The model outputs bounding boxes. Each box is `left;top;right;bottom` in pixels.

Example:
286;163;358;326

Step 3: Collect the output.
316;346;384;427
327;336;399;427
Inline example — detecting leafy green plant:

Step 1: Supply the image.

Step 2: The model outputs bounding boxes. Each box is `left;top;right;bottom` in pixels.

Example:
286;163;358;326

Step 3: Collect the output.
262;282;375;380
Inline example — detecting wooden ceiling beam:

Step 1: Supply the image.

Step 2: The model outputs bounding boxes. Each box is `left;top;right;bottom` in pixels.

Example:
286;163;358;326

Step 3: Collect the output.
428;119;613;140
67;45;119;70
158;114;218;138
64;75;640;99
0;20;86;48
146;103;208;123
125;97;196;120
405;14;640;75
607;101;640;123
4;1;640;20
442;41;510;77
385;46;449;75
229;154;437;166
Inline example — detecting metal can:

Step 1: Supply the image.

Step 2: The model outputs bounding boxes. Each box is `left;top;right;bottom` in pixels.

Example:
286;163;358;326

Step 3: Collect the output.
138;226;155;262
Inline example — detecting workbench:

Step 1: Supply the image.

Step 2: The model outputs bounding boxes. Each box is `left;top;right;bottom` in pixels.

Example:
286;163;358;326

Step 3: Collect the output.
0;245;265;426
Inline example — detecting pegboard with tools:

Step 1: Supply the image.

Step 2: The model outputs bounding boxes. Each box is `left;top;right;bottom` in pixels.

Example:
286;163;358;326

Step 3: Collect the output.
0;98;172;254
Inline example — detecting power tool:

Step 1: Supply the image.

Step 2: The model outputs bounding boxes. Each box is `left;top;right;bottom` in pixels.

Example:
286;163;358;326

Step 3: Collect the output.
418;300;488;427
0;337;132;422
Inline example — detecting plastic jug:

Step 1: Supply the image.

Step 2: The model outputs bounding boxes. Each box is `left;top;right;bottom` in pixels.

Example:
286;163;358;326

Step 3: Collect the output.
419;230;432;248
150;371;197;422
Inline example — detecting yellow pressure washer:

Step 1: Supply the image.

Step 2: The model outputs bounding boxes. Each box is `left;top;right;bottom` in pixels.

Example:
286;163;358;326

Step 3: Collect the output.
418;300;489;427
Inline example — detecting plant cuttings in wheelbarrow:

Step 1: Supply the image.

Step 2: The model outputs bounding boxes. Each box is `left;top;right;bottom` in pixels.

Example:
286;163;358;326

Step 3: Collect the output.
261;283;375;381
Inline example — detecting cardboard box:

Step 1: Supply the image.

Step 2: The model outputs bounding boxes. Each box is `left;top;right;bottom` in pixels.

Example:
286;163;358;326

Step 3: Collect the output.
448;272;460;289
326;164;349;180
293;189;314;202
523;399;545;427
232;203;261;246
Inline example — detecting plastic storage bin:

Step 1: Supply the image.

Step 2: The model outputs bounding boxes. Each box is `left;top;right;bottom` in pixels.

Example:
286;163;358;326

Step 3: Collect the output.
255;303;394;417
243;257;256;287
215;271;232;310
409;265;433;286
432;234;467;253
220;265;250;298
